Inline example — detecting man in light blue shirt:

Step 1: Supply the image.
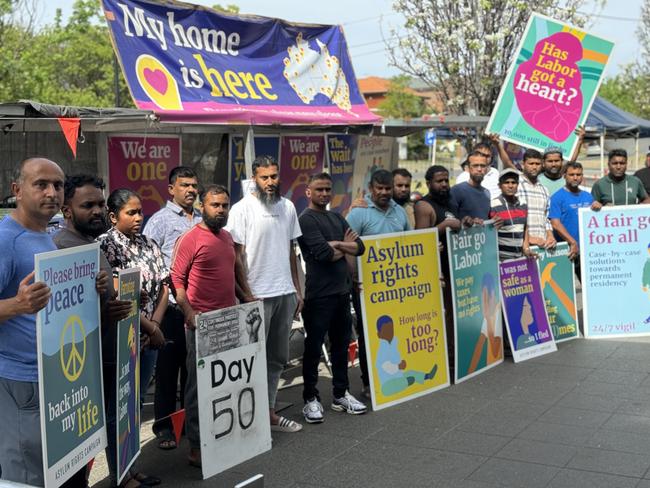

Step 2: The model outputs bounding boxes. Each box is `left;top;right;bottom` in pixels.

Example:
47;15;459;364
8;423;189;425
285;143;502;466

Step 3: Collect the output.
143;166;202;448
346;169;409;397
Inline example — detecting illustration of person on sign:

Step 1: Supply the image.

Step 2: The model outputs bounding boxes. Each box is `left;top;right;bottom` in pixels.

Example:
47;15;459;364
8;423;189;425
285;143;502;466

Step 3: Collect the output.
375;315;438;397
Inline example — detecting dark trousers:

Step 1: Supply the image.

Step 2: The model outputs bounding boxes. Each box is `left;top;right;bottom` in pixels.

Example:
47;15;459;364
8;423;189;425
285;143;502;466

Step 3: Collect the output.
302;293;352;401
350;290;369;387
152;304;187;435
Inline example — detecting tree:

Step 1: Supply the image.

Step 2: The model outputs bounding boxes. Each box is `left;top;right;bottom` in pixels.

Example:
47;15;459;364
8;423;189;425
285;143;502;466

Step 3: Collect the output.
387;0;592;115
599;0;650;119
599;66;650;119
0;0;132;107
378;75;425;118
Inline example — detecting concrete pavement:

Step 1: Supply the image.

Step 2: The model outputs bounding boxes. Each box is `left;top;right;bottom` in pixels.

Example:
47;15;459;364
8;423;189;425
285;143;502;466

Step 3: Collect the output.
89;336;650;488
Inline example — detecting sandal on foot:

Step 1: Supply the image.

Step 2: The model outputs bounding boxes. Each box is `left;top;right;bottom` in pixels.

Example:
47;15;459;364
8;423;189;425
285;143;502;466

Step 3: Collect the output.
156;431;177;450
270;416;303;433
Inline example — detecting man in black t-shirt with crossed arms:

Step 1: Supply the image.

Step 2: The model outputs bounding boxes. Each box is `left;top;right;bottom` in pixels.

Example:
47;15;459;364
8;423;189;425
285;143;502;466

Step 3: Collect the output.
297;173;367;423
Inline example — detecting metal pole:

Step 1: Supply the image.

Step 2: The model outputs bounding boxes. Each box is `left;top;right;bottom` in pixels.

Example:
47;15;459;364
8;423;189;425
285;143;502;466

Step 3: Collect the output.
113;55;120;107
599;132;605;176
431;138;436;166
635;134;639;171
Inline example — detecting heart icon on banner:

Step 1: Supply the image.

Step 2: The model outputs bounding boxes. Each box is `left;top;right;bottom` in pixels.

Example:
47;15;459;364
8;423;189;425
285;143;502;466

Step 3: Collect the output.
143;68;168;95
135;55;183;110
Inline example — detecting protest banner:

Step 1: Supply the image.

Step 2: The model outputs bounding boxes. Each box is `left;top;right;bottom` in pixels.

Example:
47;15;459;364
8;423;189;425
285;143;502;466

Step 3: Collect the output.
447;224;503;383
358;229;449;410
35;244;106;488
532;243;579;342
327;134;358;213
195;301;271;479
102;0;379;125
500;257;557;363
486;13;614;156
351;136;395;200
280;135;325;215
579;205;650;338
107;135;181;218
116;268;141;484
229;135;280;203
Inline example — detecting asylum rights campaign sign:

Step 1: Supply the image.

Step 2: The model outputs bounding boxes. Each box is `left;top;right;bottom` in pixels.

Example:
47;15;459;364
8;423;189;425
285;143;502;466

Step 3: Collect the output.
358;229;449;411
35;244;106;488
579;206;650;338
487;13;613;155
102;0;378;125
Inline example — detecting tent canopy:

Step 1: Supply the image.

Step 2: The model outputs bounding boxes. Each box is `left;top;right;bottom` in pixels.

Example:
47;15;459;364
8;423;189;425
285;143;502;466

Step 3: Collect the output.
585;96;650;138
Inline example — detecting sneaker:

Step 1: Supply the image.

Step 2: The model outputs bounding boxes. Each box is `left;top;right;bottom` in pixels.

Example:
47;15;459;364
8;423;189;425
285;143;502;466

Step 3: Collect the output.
302;398;324;423
332;391;368;415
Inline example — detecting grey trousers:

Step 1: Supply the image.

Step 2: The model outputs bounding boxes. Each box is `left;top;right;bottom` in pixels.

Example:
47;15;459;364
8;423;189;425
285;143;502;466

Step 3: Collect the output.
0;377;43;486
184;328;200;449
264;293;298;409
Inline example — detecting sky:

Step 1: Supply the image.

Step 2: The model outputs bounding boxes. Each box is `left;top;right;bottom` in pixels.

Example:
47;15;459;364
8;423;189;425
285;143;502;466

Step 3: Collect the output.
38;0;644;80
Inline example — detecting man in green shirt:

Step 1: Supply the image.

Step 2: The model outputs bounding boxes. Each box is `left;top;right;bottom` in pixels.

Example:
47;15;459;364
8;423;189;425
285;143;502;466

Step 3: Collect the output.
591;149;650;208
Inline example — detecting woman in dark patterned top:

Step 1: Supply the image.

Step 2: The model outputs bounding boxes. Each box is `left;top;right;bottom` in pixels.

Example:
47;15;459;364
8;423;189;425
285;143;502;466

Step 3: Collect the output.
98;189;168;344
97;188;166;488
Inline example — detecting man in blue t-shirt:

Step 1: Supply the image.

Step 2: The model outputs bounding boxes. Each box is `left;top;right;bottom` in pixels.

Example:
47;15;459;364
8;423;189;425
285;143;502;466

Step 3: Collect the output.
549;162;596;279
0;158;106;487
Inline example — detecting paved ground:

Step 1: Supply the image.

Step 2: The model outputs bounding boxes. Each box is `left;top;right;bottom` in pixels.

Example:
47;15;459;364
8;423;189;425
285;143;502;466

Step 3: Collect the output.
89;336;650;488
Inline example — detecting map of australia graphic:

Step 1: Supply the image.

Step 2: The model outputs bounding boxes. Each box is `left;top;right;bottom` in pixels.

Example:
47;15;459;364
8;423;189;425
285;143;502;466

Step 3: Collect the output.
283;33;352;112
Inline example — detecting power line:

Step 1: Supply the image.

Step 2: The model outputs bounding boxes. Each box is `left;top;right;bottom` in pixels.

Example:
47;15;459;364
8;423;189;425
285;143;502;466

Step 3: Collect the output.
349;34;406;49
341;12;400;26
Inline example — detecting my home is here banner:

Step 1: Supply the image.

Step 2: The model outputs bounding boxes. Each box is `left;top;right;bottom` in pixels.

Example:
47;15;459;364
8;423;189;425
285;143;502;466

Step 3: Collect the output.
102;0;379;125
487;13;614;155
358;229;449;411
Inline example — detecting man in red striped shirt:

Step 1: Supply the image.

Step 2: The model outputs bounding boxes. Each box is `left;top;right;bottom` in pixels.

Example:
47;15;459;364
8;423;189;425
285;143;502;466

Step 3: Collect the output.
170;184;255;468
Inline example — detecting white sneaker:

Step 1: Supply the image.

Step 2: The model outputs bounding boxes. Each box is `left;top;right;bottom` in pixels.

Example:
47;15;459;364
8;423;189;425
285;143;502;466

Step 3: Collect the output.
331;391;368;415
302;398;324;423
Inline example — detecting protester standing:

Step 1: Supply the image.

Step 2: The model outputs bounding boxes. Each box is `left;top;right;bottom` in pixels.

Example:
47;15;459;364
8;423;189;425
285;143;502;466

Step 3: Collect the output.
298;173;367;422
143;166;201;450
226;156;304;433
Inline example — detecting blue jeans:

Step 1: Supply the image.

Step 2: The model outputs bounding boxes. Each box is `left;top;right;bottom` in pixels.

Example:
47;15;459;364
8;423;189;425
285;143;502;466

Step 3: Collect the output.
140;347;158;407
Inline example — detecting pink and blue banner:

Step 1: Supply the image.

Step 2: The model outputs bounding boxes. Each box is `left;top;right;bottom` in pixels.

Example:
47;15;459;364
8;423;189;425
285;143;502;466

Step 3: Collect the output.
229;135;280;203
280;135;325;215
102;0;379;125
326;134;357;214
499;257;557;363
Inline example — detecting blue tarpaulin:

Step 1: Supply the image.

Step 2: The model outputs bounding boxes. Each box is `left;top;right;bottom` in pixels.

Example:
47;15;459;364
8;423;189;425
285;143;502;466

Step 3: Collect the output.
585;96;650;137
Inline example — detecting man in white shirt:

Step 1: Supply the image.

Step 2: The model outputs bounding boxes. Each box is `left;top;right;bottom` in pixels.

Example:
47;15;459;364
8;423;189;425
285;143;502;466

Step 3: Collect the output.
226;156;304;433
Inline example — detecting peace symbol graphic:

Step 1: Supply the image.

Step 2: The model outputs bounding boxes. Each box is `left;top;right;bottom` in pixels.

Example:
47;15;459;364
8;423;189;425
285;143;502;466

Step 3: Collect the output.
59;315;87;382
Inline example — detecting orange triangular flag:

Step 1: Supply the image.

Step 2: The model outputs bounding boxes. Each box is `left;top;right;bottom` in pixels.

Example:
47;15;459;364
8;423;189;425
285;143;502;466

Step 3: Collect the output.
170;408;185;445
57;118;80;158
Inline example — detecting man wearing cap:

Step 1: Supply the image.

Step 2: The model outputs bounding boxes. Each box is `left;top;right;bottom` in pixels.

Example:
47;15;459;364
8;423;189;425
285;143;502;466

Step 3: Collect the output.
538;146;566;196
489;169;532;261
592;149;650;207
634;151;650;195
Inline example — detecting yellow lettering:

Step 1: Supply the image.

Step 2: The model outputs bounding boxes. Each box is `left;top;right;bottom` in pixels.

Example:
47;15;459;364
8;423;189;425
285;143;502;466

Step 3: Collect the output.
255;73;277;101
224;70;248;99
